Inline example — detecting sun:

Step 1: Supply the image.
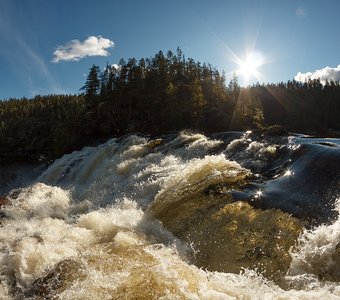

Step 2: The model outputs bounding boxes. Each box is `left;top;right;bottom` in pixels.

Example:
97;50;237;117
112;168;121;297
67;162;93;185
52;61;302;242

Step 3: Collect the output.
238;58;258;78
224;49;265;85
213;33;268;85
236;52;264;83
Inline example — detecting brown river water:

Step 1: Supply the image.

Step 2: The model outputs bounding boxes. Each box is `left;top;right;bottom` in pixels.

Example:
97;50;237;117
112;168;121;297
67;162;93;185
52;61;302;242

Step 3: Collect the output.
0;131;339;299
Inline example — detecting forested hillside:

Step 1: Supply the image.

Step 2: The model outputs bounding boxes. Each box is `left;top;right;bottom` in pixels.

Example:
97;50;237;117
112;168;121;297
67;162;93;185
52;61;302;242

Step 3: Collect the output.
1;48;340;161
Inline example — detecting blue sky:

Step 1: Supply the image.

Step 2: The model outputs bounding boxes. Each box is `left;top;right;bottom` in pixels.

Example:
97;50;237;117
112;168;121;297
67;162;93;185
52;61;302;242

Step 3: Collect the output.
1;0;340;99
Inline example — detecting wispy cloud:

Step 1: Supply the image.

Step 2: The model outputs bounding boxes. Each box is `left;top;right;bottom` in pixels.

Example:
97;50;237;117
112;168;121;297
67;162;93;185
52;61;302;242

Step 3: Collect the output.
52;36;114;63
15;36;66;95
0;0;64;97
294;65;340;84
295;7;308;19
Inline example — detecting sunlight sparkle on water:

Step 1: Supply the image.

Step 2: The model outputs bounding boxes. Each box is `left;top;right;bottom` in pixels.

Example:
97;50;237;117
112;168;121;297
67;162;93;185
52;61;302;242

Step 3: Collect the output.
284;170;294;177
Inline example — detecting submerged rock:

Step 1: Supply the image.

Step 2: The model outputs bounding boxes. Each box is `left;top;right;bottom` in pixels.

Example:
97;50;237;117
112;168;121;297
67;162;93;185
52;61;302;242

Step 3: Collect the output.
28;259;86;298
0;195;10;221
151;191;302;283
0;195;9;207
149;155;303;283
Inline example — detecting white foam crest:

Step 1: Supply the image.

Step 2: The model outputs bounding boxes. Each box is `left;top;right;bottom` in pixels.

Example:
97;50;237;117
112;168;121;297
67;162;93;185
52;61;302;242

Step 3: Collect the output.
289;198;340;280
53;243;340;300
78;199;144;237
225;135;278;173
77;197;190;256
247;140;265;154
37;136;152;204
0;187;149;291
161;131;222;156
226;137;249;153
197;270;340;300
5;183;70;220
225;131;253;153
120;142;149;160
36;133;227;209
125;154;185;207
0;217;95;287
185;134;223;152
165;131;207;147
116;158;139;175
156;154;249;199
127;243;340;300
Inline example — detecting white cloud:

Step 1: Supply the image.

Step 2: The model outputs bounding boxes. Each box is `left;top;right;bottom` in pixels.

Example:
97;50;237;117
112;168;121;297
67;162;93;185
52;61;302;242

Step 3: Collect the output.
294;65;340;85
112;64;120;70
296;7;308;19
103;64;120;71
52;36;114;63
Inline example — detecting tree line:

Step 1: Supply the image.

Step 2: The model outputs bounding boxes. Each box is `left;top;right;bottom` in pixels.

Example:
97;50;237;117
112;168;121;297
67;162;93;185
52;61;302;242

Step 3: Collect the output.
1;48;339;161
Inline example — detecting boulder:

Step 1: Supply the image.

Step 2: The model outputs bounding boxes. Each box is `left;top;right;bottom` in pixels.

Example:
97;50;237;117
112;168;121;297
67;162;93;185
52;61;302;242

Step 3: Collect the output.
0;195;9;207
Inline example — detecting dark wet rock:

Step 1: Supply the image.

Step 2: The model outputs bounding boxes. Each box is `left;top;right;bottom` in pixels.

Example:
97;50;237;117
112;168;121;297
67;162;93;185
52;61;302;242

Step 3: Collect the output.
265;125;288;136
28;259;86;298
0;195;9;207
0;195;10;221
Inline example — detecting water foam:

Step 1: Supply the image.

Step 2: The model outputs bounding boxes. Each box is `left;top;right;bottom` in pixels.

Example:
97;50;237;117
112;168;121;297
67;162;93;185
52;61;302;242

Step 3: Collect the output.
289;198;340;283
5;183;70;220
1;132;340;299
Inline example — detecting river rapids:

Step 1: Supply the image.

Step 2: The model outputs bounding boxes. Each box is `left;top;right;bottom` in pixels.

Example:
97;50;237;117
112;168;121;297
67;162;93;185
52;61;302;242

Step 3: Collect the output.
0;131;339;299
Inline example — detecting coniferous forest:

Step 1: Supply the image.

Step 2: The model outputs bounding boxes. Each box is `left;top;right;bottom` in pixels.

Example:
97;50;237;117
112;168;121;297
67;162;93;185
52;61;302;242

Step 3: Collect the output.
1;48;340;161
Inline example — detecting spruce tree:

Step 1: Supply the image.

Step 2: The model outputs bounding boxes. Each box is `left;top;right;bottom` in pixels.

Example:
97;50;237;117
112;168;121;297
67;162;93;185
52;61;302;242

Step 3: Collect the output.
81;64;101;97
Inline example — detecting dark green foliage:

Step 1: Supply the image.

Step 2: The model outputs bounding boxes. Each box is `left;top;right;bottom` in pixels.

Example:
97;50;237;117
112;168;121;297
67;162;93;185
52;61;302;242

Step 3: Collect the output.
265;125;288;136
81;64;101;97
1;49;340;160
100;49;235;133
0;95;86;160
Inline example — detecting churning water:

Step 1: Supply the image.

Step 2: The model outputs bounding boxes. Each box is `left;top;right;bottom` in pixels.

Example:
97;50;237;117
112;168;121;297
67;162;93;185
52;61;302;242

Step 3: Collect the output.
0;131;339;299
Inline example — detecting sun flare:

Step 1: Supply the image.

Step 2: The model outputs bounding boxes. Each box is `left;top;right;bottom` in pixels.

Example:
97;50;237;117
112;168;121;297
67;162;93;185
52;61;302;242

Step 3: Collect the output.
238;58;258;78
226;49;266;85
236;52;264;83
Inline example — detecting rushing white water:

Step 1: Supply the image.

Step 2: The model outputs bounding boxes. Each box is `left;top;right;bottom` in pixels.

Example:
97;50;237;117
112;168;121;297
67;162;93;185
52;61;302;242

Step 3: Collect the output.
288;198;340;285
0;132;339;299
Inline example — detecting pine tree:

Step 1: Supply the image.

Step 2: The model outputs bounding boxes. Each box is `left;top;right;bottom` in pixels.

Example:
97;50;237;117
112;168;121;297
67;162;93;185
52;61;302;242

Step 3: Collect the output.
81;64;101;97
